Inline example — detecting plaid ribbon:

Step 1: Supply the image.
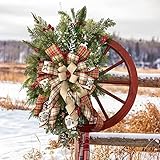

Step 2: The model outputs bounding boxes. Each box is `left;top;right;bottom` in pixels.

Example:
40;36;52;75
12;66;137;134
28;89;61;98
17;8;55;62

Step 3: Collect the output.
45;44;62;58
50;77;61;89
34;94;47;116
48;83;61;105
37;62;45;75
45;44;64;63
67;89;80;106
52;54;64;63
41;61;58;75
87;68;99;79
77;46;90;62
77;62;87;72
79;132;90;160
39;94;60;128
78;73;88;85
93;114;104;131
48;99;61;128
80;95;104;131
80;95;95;123
67;53;79;64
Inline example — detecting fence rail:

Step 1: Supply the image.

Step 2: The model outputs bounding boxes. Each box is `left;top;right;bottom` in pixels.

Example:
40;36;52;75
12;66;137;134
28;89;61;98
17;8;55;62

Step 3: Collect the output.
90;133;160;149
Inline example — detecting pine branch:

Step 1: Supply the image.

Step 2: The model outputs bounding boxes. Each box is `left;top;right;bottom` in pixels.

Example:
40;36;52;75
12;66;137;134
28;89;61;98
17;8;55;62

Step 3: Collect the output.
70;8;76;22
103;18;116;28
31;12;39;23
58;11;72;21
76;6;87;25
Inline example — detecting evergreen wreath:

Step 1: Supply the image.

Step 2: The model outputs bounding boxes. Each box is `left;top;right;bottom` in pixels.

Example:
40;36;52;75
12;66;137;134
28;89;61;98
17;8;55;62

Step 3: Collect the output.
23;6;116;146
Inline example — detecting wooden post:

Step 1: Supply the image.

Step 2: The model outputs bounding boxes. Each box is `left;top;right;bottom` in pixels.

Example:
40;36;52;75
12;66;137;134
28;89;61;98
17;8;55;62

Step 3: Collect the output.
75;132;90;160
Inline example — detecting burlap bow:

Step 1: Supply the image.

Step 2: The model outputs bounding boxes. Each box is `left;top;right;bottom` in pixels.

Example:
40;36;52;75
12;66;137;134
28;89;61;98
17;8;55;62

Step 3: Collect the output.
33;44;103;131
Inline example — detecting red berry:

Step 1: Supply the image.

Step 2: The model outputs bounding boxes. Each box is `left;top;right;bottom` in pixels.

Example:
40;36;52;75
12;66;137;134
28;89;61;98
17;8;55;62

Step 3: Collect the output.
42;28;46;31
48;24;52;29
34;48;39;52
100;35;109;44
51;26;54;31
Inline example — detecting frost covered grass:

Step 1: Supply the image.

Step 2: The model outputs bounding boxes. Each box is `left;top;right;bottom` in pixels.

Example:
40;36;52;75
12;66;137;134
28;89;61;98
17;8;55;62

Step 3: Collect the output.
105;103;160;134
0;97;29;110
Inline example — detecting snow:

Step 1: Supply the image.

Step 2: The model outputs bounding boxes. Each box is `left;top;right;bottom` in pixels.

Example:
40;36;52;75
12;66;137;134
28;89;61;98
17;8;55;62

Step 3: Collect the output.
0;82;27;102
0;109;72;160
0;81;160;159
90;132;160;140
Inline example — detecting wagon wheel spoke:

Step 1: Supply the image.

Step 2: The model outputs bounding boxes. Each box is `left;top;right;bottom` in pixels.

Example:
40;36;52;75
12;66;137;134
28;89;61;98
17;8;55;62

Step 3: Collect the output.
97;85;125;104
94;93;109;120
103;45;111;55
100;59;124;75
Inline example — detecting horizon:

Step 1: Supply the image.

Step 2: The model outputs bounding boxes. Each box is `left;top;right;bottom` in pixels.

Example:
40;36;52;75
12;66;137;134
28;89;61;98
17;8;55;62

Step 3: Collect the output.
0;0;160;41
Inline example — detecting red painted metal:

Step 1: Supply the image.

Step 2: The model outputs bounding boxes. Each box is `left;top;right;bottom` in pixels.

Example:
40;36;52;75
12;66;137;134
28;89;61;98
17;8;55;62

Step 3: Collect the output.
79;39;138;132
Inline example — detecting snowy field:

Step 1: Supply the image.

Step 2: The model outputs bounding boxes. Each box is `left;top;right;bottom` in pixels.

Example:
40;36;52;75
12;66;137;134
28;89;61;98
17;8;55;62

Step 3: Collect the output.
0;82;160;159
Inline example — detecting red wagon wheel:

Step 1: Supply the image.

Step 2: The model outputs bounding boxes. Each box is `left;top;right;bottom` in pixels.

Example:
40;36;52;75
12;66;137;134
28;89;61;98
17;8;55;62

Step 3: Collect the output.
79;39;138;132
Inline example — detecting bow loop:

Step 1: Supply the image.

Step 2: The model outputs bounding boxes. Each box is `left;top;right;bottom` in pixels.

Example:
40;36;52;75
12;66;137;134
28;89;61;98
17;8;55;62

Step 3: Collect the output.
45;44;64;63
87;68;99;79
78;73;88;85
77;62;87;72
67;53;79;64
37;74;52;83
41;61;58;75
37;62;45;75
77;45;90;61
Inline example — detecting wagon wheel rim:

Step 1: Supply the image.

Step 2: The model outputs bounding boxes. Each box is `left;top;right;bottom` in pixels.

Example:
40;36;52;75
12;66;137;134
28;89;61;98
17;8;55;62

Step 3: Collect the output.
79;39;138;132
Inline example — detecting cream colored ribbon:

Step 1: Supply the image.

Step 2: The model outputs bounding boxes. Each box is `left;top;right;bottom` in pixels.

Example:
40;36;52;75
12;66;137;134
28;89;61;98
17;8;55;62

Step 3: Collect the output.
58;61;88;129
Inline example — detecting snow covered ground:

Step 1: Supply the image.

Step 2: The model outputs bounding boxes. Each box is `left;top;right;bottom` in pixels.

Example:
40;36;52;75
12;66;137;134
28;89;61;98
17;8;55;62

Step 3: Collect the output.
0;82;160;159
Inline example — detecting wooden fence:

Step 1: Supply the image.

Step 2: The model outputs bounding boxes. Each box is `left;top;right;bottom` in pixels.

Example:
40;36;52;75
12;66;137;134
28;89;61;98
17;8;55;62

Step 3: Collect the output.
90;132;160;149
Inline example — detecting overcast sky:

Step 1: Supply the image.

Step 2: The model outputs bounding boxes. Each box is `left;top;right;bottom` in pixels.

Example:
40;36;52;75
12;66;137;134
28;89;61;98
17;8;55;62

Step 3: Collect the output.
0;0;160;41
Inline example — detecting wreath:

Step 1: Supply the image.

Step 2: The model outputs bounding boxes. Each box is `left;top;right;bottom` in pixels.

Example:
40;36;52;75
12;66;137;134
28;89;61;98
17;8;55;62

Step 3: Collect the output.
23;6;116;146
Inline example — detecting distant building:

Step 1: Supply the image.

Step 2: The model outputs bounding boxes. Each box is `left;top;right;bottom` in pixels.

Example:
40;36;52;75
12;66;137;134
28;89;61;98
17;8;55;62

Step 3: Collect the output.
18;51;26;63
153;58;160;69
135;61;150;68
